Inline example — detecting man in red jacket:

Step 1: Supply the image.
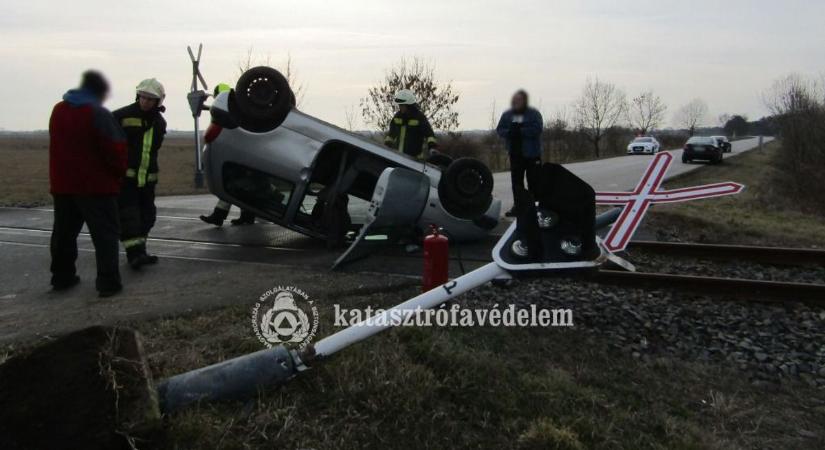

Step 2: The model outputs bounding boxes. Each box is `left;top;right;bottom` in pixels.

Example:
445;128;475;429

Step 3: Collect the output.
49;70;127;297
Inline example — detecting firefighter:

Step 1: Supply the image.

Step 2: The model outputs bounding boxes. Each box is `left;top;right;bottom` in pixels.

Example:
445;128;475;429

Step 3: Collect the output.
113;78;167;269
496;89;543;217
384;89;438;159
199;82;256;227
49;70;127;297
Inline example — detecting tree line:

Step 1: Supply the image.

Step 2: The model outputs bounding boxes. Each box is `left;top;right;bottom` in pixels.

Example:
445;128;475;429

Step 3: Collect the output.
239;51;783;173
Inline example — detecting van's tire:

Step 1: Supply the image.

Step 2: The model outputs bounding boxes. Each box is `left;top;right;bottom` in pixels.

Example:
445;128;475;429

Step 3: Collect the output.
234;66;295;132
438;157;493;220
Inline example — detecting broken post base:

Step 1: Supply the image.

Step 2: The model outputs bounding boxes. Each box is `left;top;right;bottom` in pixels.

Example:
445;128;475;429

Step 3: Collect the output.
157;344;298;414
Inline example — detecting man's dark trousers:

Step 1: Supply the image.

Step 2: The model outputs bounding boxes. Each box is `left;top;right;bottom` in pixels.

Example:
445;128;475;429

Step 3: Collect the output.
509;152;541;202
50;194;121;290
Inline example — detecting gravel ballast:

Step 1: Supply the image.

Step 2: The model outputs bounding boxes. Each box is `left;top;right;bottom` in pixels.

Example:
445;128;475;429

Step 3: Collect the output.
627;250;825;284
460;276;825;387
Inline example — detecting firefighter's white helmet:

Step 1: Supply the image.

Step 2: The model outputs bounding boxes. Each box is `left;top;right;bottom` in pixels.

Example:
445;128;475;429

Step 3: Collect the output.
136;78;166;106
394;89;417;105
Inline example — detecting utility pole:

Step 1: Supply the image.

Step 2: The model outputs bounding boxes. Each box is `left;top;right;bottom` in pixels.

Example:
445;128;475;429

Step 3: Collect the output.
186;44;210;188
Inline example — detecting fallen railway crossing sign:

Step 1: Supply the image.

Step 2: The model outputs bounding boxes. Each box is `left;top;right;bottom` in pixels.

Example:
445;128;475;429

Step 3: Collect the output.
595;152;744;252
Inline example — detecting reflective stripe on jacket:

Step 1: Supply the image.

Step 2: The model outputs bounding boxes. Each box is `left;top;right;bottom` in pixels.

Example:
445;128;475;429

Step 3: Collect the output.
112;103;166;187
384;107;437;158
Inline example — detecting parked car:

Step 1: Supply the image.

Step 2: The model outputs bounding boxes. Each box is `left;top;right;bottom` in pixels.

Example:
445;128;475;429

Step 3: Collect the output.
711;135;732;153
202;66;500;251
682;136;723;164
626;136;661;155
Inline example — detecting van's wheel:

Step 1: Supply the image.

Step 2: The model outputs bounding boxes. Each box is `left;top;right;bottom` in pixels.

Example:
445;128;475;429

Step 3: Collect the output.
233;66;295;132
438;157;493;220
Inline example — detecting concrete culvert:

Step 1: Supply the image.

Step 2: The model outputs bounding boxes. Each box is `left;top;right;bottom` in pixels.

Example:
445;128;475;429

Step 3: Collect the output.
0;326;161;450
0;325;301;448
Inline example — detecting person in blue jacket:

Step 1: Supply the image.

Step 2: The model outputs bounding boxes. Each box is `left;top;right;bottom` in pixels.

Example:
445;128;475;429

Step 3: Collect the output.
496;90;543;216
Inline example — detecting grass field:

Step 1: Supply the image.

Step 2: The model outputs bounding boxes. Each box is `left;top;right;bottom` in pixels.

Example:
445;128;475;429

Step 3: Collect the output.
0;134;207;206
129;281;824;449
646;141;825;248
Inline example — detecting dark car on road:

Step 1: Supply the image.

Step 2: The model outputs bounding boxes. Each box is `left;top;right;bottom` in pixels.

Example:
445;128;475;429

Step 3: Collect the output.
682;136;723;164
711;135;732;153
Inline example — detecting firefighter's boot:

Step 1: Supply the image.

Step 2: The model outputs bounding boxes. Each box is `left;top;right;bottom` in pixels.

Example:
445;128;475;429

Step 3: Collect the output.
200;207;229;227
230;210;255;226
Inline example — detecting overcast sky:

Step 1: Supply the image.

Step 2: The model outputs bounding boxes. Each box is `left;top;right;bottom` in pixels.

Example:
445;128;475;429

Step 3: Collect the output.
1;0;823;131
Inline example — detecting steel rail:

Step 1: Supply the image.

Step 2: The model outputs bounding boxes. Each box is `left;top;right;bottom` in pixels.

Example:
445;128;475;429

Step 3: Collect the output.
627;241;825;266
593;270;825;304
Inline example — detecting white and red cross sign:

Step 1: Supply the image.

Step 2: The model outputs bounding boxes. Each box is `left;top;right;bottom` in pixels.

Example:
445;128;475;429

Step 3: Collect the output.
595;152;744;253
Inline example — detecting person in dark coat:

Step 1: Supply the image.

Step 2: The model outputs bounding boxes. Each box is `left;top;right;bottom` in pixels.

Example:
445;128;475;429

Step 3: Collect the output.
112;78;167;269
49;70;127;297
384;89;439;159
496;90;543;217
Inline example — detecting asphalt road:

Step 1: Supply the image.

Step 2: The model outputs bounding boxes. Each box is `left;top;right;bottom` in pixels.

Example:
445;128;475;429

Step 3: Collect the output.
493;136;771;213
0;136;770;343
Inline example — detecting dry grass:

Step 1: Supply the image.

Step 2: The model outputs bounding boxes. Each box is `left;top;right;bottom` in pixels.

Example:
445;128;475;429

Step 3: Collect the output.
646;140;825;248
0;134;207;206
118;287;825;449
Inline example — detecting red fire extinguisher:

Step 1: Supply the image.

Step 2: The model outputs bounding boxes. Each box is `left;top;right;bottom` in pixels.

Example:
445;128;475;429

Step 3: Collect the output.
422;225;449;292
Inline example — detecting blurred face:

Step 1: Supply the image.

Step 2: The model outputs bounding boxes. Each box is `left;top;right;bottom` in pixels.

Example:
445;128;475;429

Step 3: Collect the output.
511;93;527;111
138;95;158;112
398;104;409;114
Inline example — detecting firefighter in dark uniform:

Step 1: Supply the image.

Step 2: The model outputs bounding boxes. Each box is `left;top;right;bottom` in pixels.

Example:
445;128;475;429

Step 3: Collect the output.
113;78;166;269
384;89;438;159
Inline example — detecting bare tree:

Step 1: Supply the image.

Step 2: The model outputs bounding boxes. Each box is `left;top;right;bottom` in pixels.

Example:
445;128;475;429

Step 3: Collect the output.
717;113;732;128
488;99;498;131
573;78;627;158
627;90;667;135
545;106;572;139
360;57;460;132
238;47;307;107
763;74;825;202
765;75;816;148
673;98;708;136
344;104;358;131
764;74;822;116
481;99;504;168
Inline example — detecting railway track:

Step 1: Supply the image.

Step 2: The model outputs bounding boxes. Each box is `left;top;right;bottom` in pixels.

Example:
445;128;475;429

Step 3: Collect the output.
589;241;825;304
2;224;823;304
627;240;825;266
592;270;825;304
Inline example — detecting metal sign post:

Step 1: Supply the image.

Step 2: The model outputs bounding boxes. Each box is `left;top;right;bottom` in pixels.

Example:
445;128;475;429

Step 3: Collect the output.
155;156;746;414
187;44;209;189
